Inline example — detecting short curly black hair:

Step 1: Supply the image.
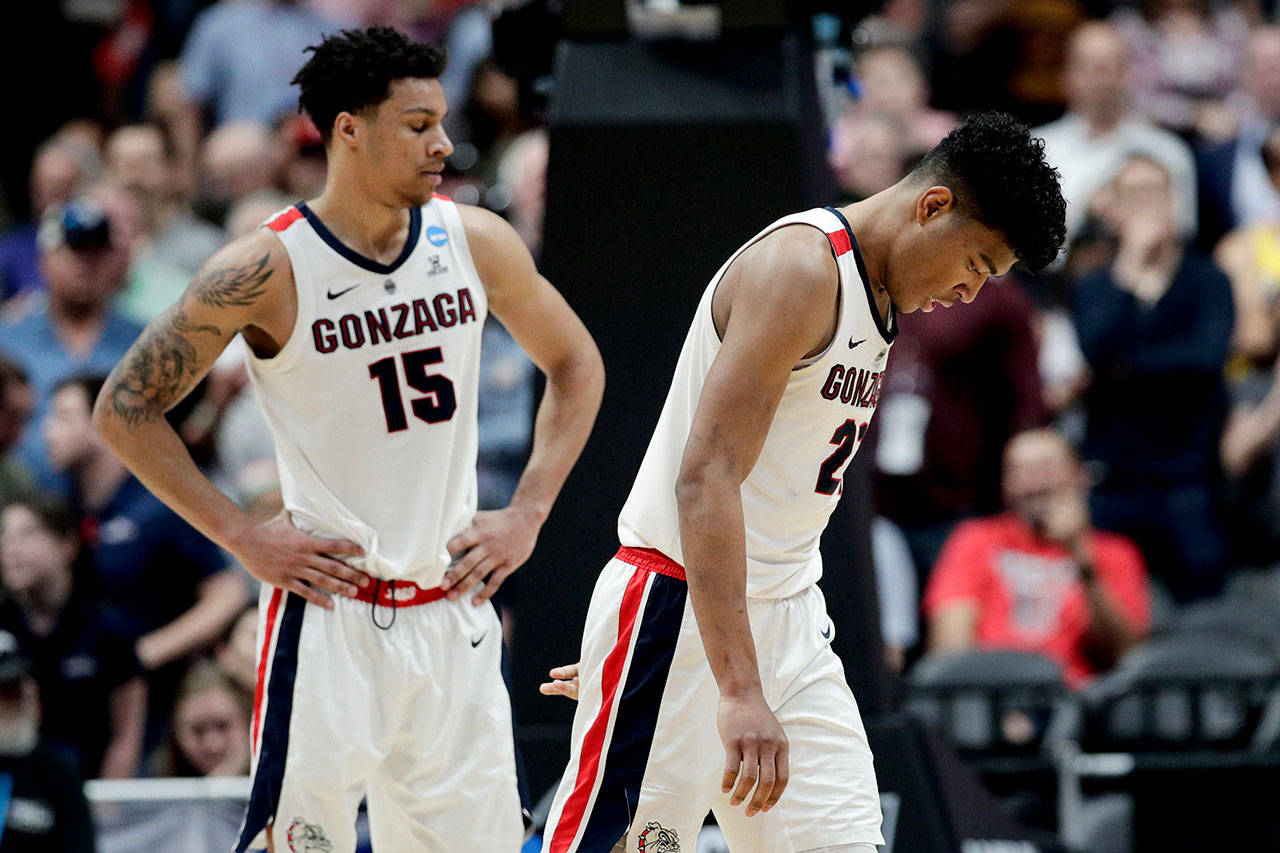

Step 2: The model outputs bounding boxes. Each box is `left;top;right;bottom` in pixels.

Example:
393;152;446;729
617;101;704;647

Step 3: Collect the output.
910;112;1067;272
292;27;447;144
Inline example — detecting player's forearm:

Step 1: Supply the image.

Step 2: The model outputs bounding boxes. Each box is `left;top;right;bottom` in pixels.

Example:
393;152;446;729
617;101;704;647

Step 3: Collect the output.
508;347;604;522
137;570;249;670
677;470;763;698
93;402;257;554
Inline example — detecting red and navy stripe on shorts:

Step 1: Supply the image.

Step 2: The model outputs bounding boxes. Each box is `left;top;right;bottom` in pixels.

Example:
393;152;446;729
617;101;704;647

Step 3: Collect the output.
549;548;688;852
236;591;306;853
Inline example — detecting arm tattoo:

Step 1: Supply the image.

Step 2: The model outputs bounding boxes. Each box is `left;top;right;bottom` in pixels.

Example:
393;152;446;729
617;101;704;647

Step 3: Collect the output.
107;308;222;428
191;252;271;308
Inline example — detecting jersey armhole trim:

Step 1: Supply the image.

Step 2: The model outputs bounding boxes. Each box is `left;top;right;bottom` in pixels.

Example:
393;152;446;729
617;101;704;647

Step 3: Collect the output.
433;199;489;319
245;223;310;373
703;217;844;371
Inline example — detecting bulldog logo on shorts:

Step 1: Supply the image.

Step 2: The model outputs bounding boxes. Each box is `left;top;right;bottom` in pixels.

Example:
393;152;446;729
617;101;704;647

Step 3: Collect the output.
287;816;333;852
636;821;680;852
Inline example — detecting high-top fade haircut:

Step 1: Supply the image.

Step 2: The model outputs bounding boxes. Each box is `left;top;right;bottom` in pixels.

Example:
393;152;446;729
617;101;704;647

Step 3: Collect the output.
292;27;447;145
910;112;1067;272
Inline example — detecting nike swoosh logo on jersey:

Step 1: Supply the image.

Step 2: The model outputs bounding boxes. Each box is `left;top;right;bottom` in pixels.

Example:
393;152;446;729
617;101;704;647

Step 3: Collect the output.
821;623;832;640
848;338;865;349
471;632;486;648
326;283;360;300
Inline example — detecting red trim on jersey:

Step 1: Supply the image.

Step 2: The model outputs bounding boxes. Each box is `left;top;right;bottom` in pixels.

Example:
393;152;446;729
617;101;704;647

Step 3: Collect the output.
352;578;447;608
252;588;284;754
266;207;303;232
826;227;852;257
616;546;687;581
548;567;650;853
432;193;452;202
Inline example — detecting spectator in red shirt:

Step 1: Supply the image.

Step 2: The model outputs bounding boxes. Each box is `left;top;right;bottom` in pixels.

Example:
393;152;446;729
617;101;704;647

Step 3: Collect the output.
923;428;1150;687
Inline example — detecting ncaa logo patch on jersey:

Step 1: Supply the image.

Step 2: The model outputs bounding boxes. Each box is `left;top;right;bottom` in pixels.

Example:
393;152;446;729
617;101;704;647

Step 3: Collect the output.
426;225;448;247
637;821;680;852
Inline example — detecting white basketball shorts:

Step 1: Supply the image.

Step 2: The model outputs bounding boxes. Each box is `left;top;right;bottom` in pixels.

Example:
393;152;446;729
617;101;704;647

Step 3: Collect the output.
236;580;524;852
542;547;883;852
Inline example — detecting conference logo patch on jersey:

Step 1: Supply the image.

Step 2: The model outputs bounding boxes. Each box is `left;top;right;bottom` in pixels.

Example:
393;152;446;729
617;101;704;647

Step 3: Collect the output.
637;821;680;852
426;225;448;247
427;254;449;276
287;816;332;852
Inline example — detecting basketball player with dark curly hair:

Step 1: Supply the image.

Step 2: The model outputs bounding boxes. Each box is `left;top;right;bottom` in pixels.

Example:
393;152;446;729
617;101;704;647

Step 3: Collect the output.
540;114;1067;852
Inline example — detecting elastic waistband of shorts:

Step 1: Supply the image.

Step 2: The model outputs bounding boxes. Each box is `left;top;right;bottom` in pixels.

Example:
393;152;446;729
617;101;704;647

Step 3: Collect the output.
353;577;447;608
615;546;687;581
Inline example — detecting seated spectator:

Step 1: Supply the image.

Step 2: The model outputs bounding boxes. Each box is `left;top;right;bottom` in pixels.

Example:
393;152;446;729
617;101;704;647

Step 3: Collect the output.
828;110;911;203
1073;154;1234;601
197;120;280;227
874;272;1048;580
0;135;102;304
43;375;249;746
0;357;35;506
0;630;95;852
1221;353;1280;569
1036;21;1198;248
851;43;957;158
0;496;146;778
105;123;224;324
924;429;1150;688
0;195;144;492
1195;26;1280;247
156;661;250;778
1109;0;1247;139
1214;120;1280;370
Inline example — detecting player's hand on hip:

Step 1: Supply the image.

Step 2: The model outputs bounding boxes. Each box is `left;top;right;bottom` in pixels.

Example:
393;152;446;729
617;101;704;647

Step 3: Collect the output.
539;662;581;701
231;510;371;609
718;690;790;817
442;506;541;605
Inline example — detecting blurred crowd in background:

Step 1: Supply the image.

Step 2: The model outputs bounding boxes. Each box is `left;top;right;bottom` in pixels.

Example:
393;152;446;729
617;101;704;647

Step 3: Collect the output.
2;0;1280;846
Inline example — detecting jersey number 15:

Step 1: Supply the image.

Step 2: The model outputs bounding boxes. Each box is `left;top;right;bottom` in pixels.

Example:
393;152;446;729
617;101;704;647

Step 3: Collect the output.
368;347;457;432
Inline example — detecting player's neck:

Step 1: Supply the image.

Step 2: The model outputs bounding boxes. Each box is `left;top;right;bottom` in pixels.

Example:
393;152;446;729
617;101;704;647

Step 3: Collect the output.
306;179;414;265
837;195;895;323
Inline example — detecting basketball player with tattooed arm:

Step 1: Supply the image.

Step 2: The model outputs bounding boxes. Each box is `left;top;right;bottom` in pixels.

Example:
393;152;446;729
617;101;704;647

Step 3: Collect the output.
93;28;603;853
538;115;1066;852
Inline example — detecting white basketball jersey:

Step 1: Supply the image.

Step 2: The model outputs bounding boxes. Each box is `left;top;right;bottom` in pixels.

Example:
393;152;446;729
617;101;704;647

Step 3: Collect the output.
618;207;896;599
246;196;486;585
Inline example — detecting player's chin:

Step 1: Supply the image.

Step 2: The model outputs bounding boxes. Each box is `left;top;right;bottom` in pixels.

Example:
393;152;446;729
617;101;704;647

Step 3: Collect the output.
400;186;434;207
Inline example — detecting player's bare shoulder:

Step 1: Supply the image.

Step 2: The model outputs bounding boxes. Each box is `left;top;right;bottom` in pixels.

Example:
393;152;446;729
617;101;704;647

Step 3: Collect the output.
453;202;536;292
714;223;840;358
191;227;296;330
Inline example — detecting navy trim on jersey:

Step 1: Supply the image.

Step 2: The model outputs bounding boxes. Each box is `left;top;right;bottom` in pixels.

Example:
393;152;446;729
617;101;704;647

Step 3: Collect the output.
236;593;306;853
577;573;688;850
297;202;422;275
826;206;897;344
